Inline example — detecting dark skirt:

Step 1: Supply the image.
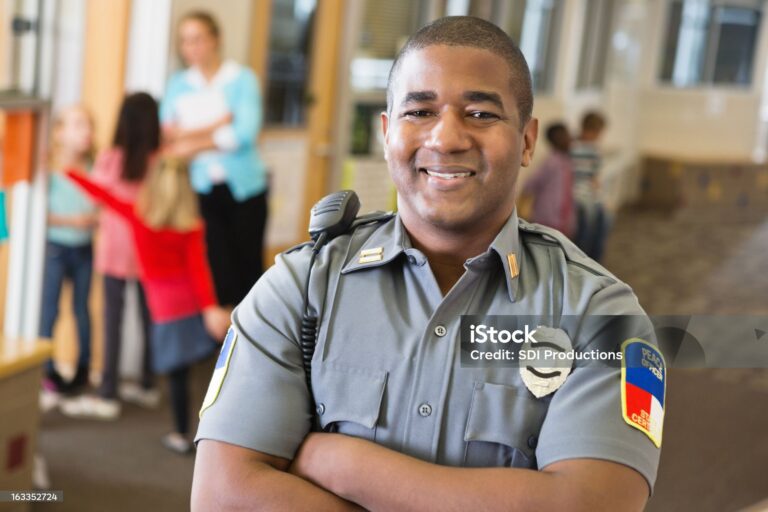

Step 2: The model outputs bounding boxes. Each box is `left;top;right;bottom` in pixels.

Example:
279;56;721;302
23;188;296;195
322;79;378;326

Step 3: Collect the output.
151;314;217;374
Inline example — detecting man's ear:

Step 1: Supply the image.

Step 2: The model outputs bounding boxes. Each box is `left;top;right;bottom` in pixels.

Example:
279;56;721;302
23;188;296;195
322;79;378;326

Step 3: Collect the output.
381;111;390;161
521;117;539;167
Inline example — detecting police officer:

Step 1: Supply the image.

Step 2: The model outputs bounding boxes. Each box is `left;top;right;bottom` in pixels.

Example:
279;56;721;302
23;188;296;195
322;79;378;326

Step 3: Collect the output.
191;16;664;511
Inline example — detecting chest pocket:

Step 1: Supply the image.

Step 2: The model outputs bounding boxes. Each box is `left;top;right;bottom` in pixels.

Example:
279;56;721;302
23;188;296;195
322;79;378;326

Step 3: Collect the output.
463;381;549;469
313;362;387;442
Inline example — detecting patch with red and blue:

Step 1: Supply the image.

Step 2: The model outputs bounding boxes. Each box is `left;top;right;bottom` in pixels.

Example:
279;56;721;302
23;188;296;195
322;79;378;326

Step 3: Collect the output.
621;338;665;448
199;326;237;417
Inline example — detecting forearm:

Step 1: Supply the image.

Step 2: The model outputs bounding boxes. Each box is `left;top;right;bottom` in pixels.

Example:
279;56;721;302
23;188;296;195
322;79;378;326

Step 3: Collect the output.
48;213;73;227
298;436;646;512
318;438;568;512
192;440;364;512
194;462;363;511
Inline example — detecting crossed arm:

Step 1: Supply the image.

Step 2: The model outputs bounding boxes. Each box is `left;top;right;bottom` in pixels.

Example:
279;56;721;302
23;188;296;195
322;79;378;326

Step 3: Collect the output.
192;434;649;512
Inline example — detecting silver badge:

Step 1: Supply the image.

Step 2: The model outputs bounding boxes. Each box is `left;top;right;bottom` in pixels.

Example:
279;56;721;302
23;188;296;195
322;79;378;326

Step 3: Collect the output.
520;326;574;398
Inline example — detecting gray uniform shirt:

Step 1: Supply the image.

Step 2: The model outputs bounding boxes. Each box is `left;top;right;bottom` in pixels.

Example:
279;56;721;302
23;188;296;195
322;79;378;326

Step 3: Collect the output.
196;210;662;491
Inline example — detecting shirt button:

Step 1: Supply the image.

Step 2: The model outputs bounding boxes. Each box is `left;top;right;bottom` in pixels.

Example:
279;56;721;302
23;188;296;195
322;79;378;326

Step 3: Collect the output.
527;435;538;449
316;403;325;415
434;325;447;337
407;256;416;264
418;403;432;417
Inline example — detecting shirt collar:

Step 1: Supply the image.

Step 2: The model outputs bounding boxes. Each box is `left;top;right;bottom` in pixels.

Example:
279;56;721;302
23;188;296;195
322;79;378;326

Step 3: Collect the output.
487;209;522;302
185;59;240;89
341;212;523;302
341;216;410;274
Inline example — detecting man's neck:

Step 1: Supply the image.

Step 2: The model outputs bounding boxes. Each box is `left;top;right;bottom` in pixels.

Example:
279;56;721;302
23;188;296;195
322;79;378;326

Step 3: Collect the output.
402;210;512;296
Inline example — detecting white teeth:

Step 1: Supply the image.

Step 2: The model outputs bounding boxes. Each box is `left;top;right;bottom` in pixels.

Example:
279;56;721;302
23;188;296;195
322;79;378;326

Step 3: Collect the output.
424;170;472;179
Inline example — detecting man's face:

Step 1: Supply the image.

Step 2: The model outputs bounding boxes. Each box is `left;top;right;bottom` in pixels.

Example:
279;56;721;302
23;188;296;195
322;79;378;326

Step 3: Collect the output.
382;45;538;233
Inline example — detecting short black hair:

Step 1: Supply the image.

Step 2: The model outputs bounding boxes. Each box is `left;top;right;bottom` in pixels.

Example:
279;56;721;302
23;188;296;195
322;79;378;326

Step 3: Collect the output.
545;122;568;146
386;16;533;129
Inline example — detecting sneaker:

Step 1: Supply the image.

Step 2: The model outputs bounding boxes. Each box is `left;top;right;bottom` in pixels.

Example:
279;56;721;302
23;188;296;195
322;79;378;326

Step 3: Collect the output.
39;389;61;413
59;395;121;420
119;382;161;409
161;433;194;455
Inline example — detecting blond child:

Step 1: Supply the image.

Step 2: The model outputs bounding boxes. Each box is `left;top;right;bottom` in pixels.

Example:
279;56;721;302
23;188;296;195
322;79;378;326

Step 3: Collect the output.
41;106;97;393
67;158;229;454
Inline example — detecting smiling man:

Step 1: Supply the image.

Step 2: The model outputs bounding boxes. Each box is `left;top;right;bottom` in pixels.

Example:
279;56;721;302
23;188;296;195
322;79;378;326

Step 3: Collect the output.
192;17;663;511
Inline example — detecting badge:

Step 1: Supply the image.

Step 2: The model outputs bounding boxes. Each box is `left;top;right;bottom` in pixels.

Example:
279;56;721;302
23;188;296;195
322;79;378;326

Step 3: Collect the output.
621;338;665;448
520;326;573;398
199;326;237;417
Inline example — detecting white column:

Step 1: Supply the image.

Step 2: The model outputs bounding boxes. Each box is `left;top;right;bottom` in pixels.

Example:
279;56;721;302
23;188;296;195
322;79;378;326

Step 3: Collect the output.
124;0;172;98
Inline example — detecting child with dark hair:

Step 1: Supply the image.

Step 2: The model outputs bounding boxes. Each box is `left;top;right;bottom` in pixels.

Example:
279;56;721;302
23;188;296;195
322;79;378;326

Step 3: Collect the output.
521;122;576;238
61;93;161;420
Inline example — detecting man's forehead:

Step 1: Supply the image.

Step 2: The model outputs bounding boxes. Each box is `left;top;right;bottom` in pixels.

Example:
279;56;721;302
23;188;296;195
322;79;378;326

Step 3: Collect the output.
393;45;514;101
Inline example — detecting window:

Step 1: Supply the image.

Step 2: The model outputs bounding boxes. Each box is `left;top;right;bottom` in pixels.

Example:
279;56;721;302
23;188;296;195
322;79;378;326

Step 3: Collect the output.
264;0;317;126
469;0;564;93
660;0;762;87
577;0;616;89
350;0;431;91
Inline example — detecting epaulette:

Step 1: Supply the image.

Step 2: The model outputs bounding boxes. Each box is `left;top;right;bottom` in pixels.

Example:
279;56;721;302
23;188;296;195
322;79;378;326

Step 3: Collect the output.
518;218;616;279
283;211;396;255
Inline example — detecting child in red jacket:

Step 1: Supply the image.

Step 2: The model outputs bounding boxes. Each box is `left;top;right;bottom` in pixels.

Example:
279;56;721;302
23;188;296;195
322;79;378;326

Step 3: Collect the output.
67;158;229;454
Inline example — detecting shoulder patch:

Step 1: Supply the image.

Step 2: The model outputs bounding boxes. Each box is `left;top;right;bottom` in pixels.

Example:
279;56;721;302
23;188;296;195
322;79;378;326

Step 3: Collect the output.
199;327;238;417
621;338;666;448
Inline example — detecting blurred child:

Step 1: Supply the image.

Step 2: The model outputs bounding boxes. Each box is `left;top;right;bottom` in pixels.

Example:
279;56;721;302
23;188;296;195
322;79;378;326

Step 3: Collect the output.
572;111;609;261
61;93;161;420
521;122;576;238
40;105;97;393
66;158;230;454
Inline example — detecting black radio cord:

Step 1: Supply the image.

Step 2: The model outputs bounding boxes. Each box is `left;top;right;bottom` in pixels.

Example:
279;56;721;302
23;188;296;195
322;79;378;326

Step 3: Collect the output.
300;232;327;428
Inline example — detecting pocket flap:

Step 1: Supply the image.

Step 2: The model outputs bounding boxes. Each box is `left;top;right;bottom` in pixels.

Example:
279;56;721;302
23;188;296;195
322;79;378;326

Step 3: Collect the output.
464;381;547;454
314;362;387;430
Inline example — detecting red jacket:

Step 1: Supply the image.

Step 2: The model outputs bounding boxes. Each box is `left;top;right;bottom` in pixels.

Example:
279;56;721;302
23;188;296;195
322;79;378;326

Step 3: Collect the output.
67;170;217;322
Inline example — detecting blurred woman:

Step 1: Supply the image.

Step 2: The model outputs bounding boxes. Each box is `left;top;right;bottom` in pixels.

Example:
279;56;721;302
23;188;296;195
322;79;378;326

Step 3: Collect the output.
161;10;268;308
61;93;161;420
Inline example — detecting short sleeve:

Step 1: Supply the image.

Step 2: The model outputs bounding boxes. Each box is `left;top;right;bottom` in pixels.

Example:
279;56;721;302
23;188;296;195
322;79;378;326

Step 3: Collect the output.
160;73;183;125
535;281;663;494
194;247;313;460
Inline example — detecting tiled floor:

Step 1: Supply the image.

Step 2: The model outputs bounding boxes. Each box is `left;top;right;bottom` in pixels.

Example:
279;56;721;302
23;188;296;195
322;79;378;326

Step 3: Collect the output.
603;208;768;512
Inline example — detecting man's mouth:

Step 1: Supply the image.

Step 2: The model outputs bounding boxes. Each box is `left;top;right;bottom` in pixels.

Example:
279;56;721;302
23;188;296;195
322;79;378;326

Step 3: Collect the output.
419;167;476;180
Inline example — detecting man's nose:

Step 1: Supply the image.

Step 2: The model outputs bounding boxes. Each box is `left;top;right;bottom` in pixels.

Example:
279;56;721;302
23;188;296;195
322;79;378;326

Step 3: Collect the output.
424;111;473;153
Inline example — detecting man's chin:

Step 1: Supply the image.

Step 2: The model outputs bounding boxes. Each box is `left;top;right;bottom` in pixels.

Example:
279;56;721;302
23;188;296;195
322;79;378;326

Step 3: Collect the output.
420;208;482;233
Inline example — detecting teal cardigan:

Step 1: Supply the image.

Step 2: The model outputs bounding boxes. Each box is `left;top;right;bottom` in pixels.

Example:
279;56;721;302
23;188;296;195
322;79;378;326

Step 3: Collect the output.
161;60;267;201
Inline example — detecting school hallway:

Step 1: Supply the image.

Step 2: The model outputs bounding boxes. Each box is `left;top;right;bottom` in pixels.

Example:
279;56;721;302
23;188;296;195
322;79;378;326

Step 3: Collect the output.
31;207;768;512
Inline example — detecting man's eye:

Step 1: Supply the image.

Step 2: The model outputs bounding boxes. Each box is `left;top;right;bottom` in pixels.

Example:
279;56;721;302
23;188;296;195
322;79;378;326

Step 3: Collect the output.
404;110;433;118
469;111;499;120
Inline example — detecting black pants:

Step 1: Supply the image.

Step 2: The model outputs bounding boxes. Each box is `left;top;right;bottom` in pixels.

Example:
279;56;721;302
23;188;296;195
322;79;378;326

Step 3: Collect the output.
168;366;189;435
198;186;268;307
99;276;153;399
